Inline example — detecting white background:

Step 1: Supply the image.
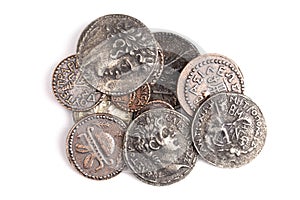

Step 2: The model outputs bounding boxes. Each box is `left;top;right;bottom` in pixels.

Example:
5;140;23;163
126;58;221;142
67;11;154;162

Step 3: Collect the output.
0;0;299;199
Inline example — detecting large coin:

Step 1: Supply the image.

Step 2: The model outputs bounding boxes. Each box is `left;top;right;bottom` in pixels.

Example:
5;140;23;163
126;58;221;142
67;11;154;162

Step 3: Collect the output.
177;53;244;116
191;92;267;168
66;113;127;180
124;108;197;186
52;55;103;111
77;14;159;95
72;95;132;124
153;32;200;93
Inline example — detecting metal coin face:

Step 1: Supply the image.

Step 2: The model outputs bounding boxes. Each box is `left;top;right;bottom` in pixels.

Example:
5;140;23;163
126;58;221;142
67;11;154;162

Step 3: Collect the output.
146;47;164;85
177;53;244;116
66;113;127;180
132;100;174;119
150;83;180;109
111;83;151;112
191;92;267;168
72;95;132;124
153;32;200;93
52;55;103;111
124;108;197;186
77;14;159;95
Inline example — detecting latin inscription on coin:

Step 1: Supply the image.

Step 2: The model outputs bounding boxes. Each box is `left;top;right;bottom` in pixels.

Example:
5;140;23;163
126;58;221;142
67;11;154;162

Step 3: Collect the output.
124;108;197;186
111;83;151;112
66;114;127;180
191;92;266;168
52;55;102;111
77;14;159;95
177;53;244;116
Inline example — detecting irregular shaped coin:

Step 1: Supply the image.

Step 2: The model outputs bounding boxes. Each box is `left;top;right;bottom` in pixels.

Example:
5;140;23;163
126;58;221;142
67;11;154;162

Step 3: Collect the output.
177;53;244;116
72;95;132;124
124;108;197;186
66;113;127;180
77;14;159;95
52;55;103;111
191;92;267;168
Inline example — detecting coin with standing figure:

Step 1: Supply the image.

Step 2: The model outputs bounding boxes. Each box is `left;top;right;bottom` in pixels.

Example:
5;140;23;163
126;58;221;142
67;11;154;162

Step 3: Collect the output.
177;53;244;116
124;108;197;186
191;92;267;168
52;55;103;111
77;14;159;95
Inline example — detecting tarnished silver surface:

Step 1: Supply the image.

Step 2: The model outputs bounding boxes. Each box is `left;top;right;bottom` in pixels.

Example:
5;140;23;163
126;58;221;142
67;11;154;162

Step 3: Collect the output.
150;83;179;109
72;95;132;124
77;14;159;95
132;100;174;119
153;32;200;93
124;108;197;186
177;53;244;116
192;92;267;168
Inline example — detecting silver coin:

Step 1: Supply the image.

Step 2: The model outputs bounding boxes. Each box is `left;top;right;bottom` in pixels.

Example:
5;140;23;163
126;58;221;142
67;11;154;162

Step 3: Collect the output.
77;14;159;95
191;92;267;168
72;95;133;124
177;53;244;116
153;32;200;93
124;108;197;186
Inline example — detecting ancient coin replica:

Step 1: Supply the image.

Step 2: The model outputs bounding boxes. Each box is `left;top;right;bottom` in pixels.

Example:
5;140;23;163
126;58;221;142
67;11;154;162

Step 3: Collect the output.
191;92;266;168
77;14;159;95
111;83;151;112
153;32;200;93
124;108;197;186
150;83;180;109
72;95;132;124
52;55;102;111
66;113;127;180
132;100;174;119
177;53;244;116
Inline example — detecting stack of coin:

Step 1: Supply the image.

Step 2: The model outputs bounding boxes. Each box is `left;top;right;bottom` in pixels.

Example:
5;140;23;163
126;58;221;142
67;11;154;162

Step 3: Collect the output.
52;14;267;186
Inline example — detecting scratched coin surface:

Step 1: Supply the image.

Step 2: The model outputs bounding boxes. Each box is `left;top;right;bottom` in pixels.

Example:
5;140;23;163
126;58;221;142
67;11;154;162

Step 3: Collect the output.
72;95;132;124
177;53;244;116
52;55;103;111
77;14;159;95
124;108;197;186
153;32;200;93
66;113;127;180
191;92;267;168
111;83;151;112
132;100;174;119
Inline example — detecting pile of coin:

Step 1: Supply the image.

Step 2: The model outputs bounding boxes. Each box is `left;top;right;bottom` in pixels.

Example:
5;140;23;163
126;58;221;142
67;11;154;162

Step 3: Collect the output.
52;14;267;186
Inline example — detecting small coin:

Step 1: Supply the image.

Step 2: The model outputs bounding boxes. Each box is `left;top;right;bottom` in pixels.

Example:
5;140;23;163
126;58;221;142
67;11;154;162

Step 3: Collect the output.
52;55;103;111
177;53;244;116
153;32;200;93
191;92;267;168
111;83;151;112
150;83;180;109
132;100;174;119
72;95;133;124
66;113;127;180
124;108;197;186
77;14;159;95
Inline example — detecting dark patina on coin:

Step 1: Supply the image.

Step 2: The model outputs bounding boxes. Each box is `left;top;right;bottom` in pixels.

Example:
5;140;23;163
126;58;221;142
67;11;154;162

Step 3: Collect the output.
52;55;103;111
153;32;200;93
124;108;197;186
191;92;267;168
77;14;159;96
177;53;244;116
66;113;127;180
111;83;151;112
72;95;132;124
132;100;174;119
150;83;179;109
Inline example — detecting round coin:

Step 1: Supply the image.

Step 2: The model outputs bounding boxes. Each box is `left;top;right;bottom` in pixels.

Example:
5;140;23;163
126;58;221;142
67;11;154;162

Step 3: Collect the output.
52;55;103;111
111;83;151;112
153;32;200;93
177;53;244;116
77;14;159;95
191;92;267;168
132;100;174;119
124;108;197;186
66;113;127;180
72;95;133;124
